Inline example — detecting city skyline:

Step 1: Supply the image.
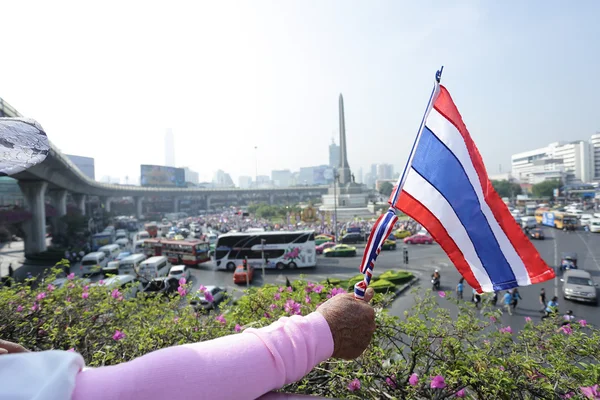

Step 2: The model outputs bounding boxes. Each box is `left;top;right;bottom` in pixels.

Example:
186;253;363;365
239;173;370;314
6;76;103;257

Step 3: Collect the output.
1;1;599;186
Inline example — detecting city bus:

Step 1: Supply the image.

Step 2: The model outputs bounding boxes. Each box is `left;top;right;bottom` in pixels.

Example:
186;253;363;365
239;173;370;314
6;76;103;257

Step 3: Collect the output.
214;230;316;271
143;238;210;266
542;211;579;230
535;207;550;224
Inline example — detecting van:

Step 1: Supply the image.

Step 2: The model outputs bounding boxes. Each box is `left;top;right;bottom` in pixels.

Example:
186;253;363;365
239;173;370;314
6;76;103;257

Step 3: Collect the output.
138;256;170;281
133;240;145;254
115;237;130;250
93;275;142;300
98;244;121;261
521;217;536;229
118;254;147;276
206;233;218;245
115;230;128;240
137;231;150;241
80;252;108;276
590;219;600;233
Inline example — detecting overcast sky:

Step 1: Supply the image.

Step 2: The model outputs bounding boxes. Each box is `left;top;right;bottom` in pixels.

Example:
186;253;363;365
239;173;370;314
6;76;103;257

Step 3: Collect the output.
1;0;599;184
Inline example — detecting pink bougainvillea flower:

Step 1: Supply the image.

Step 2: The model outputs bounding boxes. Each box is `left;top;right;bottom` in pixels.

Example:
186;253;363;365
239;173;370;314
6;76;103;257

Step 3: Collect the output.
385;375;397;389
36;292;46;301
112;330;126;341
31;302;39;312
98;280;105;285
111;289;121;299
264;312;271;319
409;373;419;386
273;292;281;301
215;314;226;324
178;277;186;286
66;297;71;303
560;324;573;335
313;285;324;294
327;287;347;298
67;348;75;352
67;273;75;280
579;319;587;327
278;286;285;293
455;388;466;398
204;291;214;303
499;326;513;334
16;305;23;312
81;292;89;300
305;296;311;304
562;392;574;399
67;283;75;289
286;287;293;293
499;366;505;371
83;285;89;291
177;286;187;297
525;317;532;323
430;375;446;389
173;317;179;323
47;284;55;292
438;291;446;298
490;316;497;322
198;285;207;293
347;378;361;392
269;304;278;311
284;299;301;315
580;384;599;399
235;324;242;332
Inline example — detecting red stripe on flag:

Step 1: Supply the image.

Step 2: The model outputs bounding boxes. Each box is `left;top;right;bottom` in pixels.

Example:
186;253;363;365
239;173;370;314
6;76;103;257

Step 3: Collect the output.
433;86;552;283
359;213;385;273
398;190;483;292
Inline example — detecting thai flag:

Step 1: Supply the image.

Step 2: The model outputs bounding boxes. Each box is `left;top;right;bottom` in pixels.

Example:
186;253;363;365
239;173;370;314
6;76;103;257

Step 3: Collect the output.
354;208;398;299
388;82;555;293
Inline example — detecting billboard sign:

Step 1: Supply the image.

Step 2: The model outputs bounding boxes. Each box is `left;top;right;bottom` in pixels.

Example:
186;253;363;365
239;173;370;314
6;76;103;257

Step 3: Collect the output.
140;165;186;187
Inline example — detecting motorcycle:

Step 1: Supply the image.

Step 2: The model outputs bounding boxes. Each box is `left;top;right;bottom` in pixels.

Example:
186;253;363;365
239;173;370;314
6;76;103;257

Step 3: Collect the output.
431;277;440;290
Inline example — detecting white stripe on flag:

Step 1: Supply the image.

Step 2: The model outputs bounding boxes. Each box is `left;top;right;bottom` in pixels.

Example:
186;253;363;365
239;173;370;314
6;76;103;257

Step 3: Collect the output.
425;109;531;286
403;168;494;292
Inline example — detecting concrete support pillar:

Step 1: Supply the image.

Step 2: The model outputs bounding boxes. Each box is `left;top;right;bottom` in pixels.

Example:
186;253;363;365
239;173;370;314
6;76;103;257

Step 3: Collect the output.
18;181;48;254
206;196;211;212
269;194;275;205
173;197;179;213
72;193;86;216
48;189;67;235
134;197;143;219
101;197;112;213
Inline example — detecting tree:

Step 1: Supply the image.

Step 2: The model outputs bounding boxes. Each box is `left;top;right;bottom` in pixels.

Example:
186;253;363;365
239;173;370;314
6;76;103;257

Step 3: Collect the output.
532;179;562;198
379;182;394;197
491;180;522;198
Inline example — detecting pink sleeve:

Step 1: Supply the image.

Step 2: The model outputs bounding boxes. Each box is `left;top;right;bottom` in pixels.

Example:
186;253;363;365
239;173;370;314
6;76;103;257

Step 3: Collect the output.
71;312;333;400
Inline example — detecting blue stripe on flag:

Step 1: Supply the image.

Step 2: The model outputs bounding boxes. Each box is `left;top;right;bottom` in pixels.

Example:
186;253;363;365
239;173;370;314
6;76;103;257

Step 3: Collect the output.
411;126;517;288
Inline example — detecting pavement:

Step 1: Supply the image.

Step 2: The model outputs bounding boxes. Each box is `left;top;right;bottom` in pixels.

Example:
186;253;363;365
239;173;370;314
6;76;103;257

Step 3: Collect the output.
3;226;599;330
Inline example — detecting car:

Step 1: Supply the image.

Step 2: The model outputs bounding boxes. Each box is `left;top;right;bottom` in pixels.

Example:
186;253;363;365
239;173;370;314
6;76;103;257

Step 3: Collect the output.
340;233;363;244
233;265;254;284
560;252;578;271
116;251;132;261
393;230;411;239
168;265;191;281
323;244;357;257
315;234;335;245
528;228;545;240
561;269;598;304
52;277;91;289
141;276;179;297
190;286;226;310
404;234;433;245
382;237;397;250
316;241;336;255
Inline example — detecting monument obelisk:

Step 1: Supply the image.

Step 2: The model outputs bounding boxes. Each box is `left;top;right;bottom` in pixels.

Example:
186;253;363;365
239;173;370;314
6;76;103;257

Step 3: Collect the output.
338;94;352;185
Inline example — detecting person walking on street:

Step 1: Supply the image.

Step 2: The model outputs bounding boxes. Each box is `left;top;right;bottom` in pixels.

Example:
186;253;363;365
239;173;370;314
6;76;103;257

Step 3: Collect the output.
503;291;513;315
491;290;499;306
456;278;464;300
472;288;481;309
542;296;559;319
511;288;522;310
539;288;547;313
8;263;13;278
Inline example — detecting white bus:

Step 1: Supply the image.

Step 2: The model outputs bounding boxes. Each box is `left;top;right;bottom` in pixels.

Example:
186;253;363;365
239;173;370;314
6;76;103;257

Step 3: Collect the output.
138;256;171;281
215;230;316;271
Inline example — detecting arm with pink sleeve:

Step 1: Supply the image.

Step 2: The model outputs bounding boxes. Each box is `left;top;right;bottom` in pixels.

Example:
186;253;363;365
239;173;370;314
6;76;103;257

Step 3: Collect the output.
71;312;334;400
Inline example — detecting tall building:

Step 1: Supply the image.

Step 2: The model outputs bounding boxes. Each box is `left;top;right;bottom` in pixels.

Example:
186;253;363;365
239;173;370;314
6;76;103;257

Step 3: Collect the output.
66;155;95;180
271;169;292;187
589;133;600;181
238;176;252;189
256;175;272;188
511;141;591;184
164;129;175;167
377;163;394;180
328;139;340;168
298;165;331;186
356;167;363;184
182;167;199;185
212;170;234;188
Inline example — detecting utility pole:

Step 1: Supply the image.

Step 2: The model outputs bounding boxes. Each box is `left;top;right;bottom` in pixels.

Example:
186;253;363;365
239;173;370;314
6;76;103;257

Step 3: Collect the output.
254;146;258;187
261;239;266;279
333;168;339;242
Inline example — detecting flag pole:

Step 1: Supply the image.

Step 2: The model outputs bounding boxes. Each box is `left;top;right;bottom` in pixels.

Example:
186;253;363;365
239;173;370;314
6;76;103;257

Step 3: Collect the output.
389;66;444;208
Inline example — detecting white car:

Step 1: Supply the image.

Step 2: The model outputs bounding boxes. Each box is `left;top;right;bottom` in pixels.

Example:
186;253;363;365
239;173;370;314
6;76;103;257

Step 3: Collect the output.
168;265;191;281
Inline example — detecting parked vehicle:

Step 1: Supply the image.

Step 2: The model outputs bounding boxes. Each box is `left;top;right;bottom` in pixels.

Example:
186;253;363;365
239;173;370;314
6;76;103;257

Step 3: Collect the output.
560;252;578;271
168;265;191;281
404;234;434;245
561;269;597;304
323;244;357;257
316;241;336;255
190;286;226;310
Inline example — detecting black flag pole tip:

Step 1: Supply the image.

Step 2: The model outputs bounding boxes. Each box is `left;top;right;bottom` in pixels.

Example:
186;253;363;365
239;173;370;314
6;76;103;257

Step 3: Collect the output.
436;66;444;83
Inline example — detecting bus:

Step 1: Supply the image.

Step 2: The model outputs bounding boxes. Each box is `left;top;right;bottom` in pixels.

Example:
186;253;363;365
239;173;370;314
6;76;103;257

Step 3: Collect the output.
214;230;316;271
542;211;579;230
535;207;550;224
145;223;158;238
143;239;210;266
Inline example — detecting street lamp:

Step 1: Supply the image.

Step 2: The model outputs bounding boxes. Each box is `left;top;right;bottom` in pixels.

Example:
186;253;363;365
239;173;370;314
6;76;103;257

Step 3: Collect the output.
254;146;258;187
333;168;339;242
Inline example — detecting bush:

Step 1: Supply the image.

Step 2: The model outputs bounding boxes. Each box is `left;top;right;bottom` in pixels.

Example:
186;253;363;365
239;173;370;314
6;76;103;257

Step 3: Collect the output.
369;279;397;293
379;270;414;285
348;273;380;288
1;267;599;399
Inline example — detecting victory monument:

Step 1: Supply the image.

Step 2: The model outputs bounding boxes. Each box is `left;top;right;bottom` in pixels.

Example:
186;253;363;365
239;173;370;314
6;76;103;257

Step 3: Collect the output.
320;94;372;221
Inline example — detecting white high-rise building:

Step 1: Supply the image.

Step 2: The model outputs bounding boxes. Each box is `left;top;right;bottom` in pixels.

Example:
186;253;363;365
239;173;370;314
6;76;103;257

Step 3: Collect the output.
182;167;199;185
511;141;591;184
165;129;175;167
377;163;394;180
238;176;252;188
271;170;292;187
212;170;234;188
590;133;600;181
